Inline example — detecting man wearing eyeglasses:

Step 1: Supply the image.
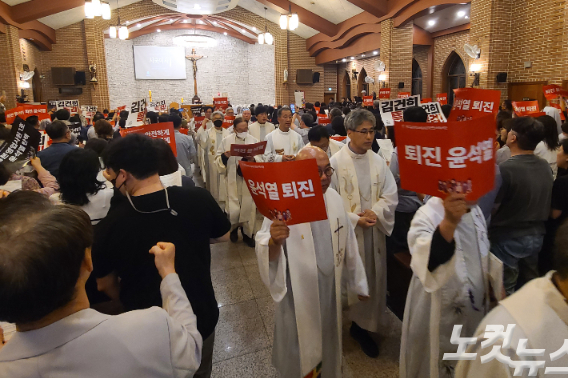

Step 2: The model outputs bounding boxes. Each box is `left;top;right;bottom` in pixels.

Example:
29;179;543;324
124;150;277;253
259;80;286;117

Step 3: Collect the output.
330;108;398;358
255;146;369;378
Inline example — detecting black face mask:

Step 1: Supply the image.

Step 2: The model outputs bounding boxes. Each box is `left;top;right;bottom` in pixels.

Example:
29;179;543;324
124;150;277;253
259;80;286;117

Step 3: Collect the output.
213;120;223;128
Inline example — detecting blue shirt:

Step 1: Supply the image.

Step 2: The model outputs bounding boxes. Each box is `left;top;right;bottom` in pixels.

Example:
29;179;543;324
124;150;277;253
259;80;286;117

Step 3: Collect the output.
37;142;76;178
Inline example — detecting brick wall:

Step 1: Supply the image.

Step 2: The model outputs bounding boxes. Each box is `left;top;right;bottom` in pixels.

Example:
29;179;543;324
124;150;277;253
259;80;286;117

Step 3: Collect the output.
432;30;470;96
413;45;429;99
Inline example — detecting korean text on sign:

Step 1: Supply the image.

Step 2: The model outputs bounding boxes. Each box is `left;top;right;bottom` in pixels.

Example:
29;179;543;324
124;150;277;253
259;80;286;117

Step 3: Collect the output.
239;159;328;226
394;114;495;200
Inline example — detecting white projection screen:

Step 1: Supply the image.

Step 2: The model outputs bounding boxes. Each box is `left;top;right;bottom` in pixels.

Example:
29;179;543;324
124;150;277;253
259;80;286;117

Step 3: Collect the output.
133;46;187;80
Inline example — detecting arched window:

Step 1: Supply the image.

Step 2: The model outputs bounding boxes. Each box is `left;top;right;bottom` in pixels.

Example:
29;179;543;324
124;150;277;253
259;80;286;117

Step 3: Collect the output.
412;59;423;97
445;52;466;105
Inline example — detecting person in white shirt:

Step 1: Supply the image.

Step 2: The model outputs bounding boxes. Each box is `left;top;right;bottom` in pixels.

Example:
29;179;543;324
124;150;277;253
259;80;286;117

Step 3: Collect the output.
0;192;202;378
51;148;113;225
264;107;304;162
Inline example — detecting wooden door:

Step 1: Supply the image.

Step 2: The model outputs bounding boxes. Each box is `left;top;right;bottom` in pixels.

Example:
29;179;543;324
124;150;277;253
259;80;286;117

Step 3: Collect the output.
508;81;548;109
324;93;336;103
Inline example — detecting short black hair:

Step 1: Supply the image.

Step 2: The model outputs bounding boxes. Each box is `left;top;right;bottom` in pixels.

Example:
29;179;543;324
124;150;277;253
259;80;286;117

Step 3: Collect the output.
255;105;268;116
301;113;315;127
59;149;105;206
119;110;129;119
146;111;158;124
45;120;69;140
153;139;178;176
441;104;452;119
510;116;545;151
0;191;92;324
55;109;70;121
403;106;428;122
103;133;159;179
26;115;39;127
308;126;329;142
84;138;108;157
169;115;182;129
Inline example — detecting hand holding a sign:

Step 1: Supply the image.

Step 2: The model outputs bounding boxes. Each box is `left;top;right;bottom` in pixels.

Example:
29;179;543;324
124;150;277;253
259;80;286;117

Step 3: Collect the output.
439;193;468;243
269;220;290;261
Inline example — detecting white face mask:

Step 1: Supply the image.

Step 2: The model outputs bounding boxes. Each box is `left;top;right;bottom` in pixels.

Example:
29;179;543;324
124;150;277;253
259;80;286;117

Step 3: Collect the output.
237;131;248;139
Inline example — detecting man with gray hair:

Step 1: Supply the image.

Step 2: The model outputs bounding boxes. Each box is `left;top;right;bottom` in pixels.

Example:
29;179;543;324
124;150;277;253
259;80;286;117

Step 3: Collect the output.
330;108;398;358
200;110;229;207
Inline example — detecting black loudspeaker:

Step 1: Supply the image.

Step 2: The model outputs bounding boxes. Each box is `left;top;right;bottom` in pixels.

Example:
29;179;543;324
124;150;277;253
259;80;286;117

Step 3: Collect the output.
59;87;83;95
398;82;404;89
312;72;320;83
75;71;86;85
496;72;508;83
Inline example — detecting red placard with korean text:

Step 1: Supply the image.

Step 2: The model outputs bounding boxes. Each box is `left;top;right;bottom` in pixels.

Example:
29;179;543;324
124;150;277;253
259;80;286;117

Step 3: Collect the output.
394;114;495;201
330;136;347;142
543;84;568;100
6;104;50;124
230;141;267;157
213;97;229;110
448;88;501;122
222;115;235;129
512;101;540;117
421;98;432;103
194;116;206;131
239;159;327;226
436;93;448;105
317;114;330;125
379;88;391;99
363;96;373;106
398;92;411;99
120;122;177;156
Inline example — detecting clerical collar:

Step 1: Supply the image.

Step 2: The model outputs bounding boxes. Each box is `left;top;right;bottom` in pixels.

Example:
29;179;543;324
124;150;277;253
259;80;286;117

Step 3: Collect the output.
347;143;367;159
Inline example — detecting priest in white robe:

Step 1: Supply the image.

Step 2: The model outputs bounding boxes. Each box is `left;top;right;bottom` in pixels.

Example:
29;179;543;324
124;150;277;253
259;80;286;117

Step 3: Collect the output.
249;106;275;161
306;125;344;158
330;109;398;358
195;106;213;183
256;146;369;378
201;110;229;206
264;107;304;163
215;116;259;247
400;194;504;378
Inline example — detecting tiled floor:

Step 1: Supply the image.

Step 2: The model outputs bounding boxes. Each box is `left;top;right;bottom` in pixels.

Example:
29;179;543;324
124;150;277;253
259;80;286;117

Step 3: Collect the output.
209;238;402;377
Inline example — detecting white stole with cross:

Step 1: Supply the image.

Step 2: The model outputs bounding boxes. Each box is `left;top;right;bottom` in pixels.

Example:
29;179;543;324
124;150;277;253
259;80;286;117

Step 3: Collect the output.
255;188;368;377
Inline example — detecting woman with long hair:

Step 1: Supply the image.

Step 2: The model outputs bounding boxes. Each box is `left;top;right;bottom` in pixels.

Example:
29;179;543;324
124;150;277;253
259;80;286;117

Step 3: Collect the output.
51;148;113;224
536;115;561;178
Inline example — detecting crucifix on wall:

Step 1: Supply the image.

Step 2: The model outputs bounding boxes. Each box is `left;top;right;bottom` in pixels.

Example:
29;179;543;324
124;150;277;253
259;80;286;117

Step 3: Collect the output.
186;48;207;103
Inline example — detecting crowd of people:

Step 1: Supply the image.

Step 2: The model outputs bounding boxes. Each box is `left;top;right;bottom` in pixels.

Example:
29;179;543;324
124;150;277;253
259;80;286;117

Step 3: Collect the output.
1;93;568;378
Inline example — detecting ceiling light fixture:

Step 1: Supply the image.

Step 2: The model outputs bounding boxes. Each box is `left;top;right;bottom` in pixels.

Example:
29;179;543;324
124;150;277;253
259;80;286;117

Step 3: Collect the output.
457;10;466;17
258;7;274;45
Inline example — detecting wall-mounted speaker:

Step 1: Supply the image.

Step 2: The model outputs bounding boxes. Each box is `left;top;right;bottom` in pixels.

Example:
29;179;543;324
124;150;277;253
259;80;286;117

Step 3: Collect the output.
496;72;508;83
312;72;320;83
398;82;404;89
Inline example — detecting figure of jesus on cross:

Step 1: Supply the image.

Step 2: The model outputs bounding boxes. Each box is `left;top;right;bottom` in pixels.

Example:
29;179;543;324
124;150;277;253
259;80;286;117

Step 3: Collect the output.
186;48;206;103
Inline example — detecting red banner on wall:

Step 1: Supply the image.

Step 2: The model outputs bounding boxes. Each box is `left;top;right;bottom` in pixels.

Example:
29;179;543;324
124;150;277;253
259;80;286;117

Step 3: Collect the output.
239;159;327;226
214;97;229;110
398;92;411;99
222;115;235;129
436;93;448;105
448;88;501;122
363;96;374;106
512;101;540;117
394;114;495;201
379;88;391;99
120;122;177;156
230;141;267;157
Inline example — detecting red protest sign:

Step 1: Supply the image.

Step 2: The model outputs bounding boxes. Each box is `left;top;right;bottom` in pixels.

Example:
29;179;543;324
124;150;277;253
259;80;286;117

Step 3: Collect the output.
120;122;177;156
230;141;267;157
317;114;330;125
222;115;235;129
422;98;432;103
543;84;568;100
363;96;373;106
394;114;495;201
330;136;347;142
194;116;206;131
448;88;501;122
512;101;540;116
213;97;228;110
379;88;391;99
239;159;328;226
398;92;411;99
436;93;448;105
